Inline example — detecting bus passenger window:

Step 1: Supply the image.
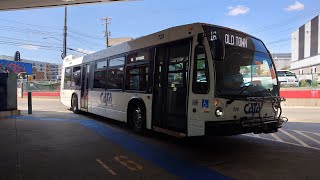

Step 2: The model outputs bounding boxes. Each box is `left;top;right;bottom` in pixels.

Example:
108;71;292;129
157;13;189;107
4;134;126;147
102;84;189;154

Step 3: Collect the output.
193;45;209;94
125;49;150;92
107;67;124;89
107;56;125;90
93;59;108;89
125;65;148;91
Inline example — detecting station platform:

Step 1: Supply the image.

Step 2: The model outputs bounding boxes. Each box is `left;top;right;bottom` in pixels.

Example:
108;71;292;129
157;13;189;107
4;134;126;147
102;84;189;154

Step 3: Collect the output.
0;109;228;180
1;98;320;180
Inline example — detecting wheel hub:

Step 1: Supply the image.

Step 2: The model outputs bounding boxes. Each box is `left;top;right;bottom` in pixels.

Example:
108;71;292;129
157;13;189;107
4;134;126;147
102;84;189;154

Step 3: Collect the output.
133;108;142;128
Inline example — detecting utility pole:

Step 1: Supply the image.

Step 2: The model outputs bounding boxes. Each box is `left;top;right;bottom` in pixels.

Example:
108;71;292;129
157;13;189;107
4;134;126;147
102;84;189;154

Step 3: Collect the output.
62;6;67;59
102;17;112;48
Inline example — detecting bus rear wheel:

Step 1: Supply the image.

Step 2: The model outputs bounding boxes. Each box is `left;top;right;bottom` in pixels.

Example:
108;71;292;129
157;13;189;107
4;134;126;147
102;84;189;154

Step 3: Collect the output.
130;104;146;134
71;95;80;114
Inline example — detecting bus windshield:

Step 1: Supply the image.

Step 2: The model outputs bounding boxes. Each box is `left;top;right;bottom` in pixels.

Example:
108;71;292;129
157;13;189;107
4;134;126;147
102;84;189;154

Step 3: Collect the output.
214;45;277;98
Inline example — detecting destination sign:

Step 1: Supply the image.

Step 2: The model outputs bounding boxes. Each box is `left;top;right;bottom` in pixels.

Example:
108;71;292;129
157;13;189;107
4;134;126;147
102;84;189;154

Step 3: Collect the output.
224;34;248;48
204;25;255;50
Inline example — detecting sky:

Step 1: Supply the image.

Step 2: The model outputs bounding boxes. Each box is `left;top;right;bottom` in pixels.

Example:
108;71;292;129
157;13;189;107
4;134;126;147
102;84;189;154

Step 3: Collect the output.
0;0;319;64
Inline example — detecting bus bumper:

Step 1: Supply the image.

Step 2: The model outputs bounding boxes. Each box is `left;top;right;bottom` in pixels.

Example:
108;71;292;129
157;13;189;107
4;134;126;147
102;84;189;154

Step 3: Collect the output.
204;116;287;136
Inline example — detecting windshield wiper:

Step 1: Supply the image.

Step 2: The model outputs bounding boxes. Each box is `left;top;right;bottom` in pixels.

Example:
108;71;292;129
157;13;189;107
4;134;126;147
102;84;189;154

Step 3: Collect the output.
226;83;253;105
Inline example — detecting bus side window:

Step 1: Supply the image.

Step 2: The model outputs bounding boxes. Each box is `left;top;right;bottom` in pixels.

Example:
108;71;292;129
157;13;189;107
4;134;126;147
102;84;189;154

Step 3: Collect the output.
125;49;150;92
107;56;125;90
125;65;148;91
64;67;72;89
93;59;108;89
72;66;81;90
192;45;209;94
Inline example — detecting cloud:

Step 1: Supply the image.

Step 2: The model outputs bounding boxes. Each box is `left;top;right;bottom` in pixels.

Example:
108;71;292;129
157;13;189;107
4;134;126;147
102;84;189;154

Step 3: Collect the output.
20;45;39;50
227;5;250;16
76;48;96;54
285;1;304;11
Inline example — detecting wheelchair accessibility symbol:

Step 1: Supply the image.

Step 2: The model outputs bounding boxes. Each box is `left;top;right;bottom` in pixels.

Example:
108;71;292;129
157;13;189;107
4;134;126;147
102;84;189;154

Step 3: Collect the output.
202;99;209;108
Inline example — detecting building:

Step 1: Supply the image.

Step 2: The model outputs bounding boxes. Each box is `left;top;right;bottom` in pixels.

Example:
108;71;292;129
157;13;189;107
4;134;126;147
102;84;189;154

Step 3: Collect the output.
0;55;62;80
271;53;291;70
291;15;320;75
46;64;61;80
108;37;133;47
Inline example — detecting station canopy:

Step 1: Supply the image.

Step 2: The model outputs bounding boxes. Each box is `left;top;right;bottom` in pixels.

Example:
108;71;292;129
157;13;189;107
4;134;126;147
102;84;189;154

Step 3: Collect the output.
0;0;132;11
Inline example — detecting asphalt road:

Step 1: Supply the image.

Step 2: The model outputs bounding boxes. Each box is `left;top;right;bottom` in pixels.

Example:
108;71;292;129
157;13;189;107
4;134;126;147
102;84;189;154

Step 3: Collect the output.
6;98;320;180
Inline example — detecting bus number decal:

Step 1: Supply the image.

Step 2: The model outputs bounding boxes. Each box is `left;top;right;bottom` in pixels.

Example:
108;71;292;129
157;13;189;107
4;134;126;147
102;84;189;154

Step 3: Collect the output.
158;33;164;40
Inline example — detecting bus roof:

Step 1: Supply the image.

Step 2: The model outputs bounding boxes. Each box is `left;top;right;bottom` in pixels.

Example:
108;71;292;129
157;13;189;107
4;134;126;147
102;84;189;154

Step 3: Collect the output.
64;22;262;66
201;23;261;41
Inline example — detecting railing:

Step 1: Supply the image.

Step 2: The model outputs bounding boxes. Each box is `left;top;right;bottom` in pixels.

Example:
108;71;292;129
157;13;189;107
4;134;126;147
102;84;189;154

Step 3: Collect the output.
18;79;61;92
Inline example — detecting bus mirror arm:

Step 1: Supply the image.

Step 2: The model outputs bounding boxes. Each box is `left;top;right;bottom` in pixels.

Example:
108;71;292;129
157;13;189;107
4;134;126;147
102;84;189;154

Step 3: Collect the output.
221;39;225;60
197;33;204;44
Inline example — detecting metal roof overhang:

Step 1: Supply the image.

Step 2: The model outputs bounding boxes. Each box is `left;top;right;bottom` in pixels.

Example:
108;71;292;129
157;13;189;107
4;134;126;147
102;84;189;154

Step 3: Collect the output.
0;0;132;11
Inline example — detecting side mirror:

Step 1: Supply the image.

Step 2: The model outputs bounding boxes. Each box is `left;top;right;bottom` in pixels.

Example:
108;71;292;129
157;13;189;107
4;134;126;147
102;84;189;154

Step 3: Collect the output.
212;39;225;61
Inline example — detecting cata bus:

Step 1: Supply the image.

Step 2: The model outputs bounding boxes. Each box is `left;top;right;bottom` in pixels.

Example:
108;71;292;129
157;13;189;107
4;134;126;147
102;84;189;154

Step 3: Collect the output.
60;23;287;137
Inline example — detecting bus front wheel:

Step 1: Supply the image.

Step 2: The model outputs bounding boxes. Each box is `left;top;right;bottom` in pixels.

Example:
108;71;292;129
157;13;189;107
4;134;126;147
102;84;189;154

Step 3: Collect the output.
130;104;146;134
71;95;80;114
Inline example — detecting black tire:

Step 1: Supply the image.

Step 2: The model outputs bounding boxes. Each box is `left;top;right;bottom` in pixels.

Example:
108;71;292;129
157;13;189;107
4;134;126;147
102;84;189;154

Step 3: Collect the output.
71;95;80;114
130;103;146;134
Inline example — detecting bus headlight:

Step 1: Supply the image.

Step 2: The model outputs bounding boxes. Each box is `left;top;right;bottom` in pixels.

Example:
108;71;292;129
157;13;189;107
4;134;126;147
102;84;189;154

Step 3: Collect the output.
215;107;223;117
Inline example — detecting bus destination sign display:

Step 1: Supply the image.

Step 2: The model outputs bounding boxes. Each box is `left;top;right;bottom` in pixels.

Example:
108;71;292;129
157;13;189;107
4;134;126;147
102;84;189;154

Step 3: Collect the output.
224;34;248;48
209;30;248;48
204;25;255;50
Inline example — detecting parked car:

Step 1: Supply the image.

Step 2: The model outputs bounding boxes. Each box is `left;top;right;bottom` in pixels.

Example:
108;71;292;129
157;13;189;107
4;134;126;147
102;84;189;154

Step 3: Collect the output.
276;70;299;87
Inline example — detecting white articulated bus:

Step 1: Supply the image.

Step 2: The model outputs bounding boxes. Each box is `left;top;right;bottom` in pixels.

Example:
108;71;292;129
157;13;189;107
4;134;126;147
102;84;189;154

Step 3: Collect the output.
61;23;287;137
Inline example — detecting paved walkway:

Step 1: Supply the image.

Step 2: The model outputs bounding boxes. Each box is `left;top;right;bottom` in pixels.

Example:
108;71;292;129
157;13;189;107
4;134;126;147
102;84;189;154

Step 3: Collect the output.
0;114;228;180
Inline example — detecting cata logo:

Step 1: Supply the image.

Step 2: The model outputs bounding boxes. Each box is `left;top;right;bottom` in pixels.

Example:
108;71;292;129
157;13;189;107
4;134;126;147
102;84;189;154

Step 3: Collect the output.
244;102;261;115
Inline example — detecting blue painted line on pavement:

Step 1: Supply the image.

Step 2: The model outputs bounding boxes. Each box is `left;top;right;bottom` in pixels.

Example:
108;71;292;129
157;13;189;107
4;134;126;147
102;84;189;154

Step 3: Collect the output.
8;115;89;122
8;115;231;180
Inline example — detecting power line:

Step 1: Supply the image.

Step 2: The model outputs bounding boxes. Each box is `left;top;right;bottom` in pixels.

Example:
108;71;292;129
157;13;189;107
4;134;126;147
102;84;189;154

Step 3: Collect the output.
0;17;102;47
68;28;102;40
0;41;61;51
0;18;62;31
68;34;102;47
0;39;89;55
67;48;89;54
0;41;61;49
265;30;316;45
266;38;291;45
268;42;290;48
68;36;95;50
251;8;320;34
0;36;61;46
0;26;61;36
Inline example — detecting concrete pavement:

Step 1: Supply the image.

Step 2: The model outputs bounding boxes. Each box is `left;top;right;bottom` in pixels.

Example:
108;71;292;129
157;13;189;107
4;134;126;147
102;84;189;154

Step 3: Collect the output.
0;98;319;180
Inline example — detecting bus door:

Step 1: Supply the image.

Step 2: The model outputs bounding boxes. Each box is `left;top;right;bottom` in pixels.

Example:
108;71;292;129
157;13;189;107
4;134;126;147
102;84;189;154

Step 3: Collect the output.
152;40;191;134
80;64;90;110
